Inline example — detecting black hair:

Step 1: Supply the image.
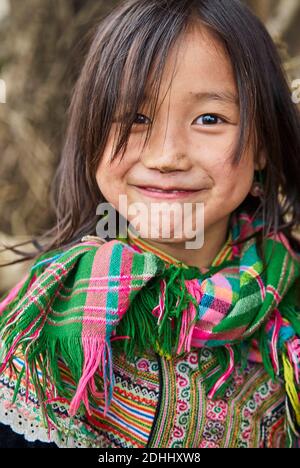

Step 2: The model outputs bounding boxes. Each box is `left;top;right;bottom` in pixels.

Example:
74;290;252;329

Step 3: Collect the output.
2;0;300;267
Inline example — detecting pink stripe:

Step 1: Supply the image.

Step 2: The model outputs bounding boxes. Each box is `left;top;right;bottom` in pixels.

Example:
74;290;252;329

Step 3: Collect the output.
287;338;300;384
208;345;235;398
157;279;166;325
118;248;137;317
270;309;282;375
82;242;115;336
191;324;247;344
70;242;137;417
277;232;300;260
68;273;155;283
200;309;225;327
266;285;281;304
69;339;106;416
177;279;202;354
0;248;90;376
61;285;147;293
240;266;266;300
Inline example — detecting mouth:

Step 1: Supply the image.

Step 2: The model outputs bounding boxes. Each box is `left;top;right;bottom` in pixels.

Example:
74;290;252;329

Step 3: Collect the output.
132;185;206;200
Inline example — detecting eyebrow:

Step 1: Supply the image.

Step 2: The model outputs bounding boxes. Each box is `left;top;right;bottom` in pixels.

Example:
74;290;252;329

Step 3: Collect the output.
189;90;239;106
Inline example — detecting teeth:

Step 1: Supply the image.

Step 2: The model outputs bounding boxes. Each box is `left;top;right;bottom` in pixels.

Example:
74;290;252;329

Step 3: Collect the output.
146;188;186;193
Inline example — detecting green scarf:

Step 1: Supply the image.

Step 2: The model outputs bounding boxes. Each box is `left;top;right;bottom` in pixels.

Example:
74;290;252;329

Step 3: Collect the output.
0;209;300;436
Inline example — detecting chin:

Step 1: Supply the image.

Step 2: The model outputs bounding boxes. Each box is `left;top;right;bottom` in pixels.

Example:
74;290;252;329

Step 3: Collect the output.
132;223;195;243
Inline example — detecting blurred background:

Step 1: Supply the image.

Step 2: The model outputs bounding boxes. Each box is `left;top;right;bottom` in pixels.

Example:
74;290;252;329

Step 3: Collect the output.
0;0;300;294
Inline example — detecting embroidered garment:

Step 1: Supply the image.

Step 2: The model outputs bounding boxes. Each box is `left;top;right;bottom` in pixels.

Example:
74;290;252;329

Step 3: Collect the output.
0;347;296;448
0;209;300;447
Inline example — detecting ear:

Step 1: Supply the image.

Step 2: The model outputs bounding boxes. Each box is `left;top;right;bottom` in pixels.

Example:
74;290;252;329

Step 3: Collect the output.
254;148;267;171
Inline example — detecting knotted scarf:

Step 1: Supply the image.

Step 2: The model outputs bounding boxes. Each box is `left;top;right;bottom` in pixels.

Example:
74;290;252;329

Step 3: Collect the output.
0;209;300;437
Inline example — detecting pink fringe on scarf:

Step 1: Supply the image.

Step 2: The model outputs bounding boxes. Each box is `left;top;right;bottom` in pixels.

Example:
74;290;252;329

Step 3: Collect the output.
157;279;167;325
208;344;235;399
177;279;202;355
151;279;167;323
270;308;283;376
69;338;113;418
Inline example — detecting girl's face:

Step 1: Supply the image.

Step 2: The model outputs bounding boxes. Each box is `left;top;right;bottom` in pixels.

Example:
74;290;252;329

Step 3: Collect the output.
96;23;265;245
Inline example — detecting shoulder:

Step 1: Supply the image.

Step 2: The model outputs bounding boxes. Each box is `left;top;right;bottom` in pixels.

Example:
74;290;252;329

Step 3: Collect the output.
0;239;106;316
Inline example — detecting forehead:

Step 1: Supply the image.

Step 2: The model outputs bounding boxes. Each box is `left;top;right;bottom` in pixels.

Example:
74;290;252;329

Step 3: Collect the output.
145;23;237;104
116;22;238;116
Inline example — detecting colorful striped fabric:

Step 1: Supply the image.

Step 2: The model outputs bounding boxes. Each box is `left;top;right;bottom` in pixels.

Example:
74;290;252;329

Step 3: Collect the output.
0;346;297;447
0;208;300;445
126;223;235;268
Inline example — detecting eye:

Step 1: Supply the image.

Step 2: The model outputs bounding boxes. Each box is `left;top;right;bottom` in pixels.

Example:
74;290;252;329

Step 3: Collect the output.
196;114;225;125
132;113;151;125
131;112;226;126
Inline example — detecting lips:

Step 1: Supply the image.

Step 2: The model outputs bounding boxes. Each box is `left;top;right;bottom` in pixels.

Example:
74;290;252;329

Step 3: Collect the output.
131;185;204;200
135;185;200;192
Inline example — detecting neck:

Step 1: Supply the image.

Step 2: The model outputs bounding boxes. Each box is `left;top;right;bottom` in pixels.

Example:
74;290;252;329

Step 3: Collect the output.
128;214;231;270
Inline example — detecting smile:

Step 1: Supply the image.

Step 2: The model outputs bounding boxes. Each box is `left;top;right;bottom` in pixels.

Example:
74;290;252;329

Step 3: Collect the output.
132;186;205;199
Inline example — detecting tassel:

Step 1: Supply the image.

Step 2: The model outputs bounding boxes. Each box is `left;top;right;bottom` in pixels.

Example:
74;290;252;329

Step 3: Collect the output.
0;306;48;374
286;338;300;385
282;352;300;426
0;244;100;430
113;280;159;361
208;344;235;399
269;308;282;376
152;278;173;359
114;264;200;360
155;266;200;357
69;338;114;418
156;279;167;326
176;279;202;354
258;323;275;380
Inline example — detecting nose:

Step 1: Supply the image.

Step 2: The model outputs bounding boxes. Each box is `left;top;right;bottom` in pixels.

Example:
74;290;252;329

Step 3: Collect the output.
139;125;192;173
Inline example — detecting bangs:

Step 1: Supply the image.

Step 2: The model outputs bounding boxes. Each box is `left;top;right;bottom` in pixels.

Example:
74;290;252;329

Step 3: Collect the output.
107;8;190;163
101;6;255;169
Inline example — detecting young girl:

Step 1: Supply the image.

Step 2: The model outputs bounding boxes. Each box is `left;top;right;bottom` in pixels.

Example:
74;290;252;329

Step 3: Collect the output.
0;0;300;449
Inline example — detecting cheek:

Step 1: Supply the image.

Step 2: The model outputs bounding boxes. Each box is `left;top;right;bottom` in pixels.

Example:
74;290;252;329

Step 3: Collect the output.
95;150;134;204
96;165;121;206
210;159;254;203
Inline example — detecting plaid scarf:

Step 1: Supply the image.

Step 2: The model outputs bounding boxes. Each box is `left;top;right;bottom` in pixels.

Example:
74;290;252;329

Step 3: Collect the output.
1;209;300;436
